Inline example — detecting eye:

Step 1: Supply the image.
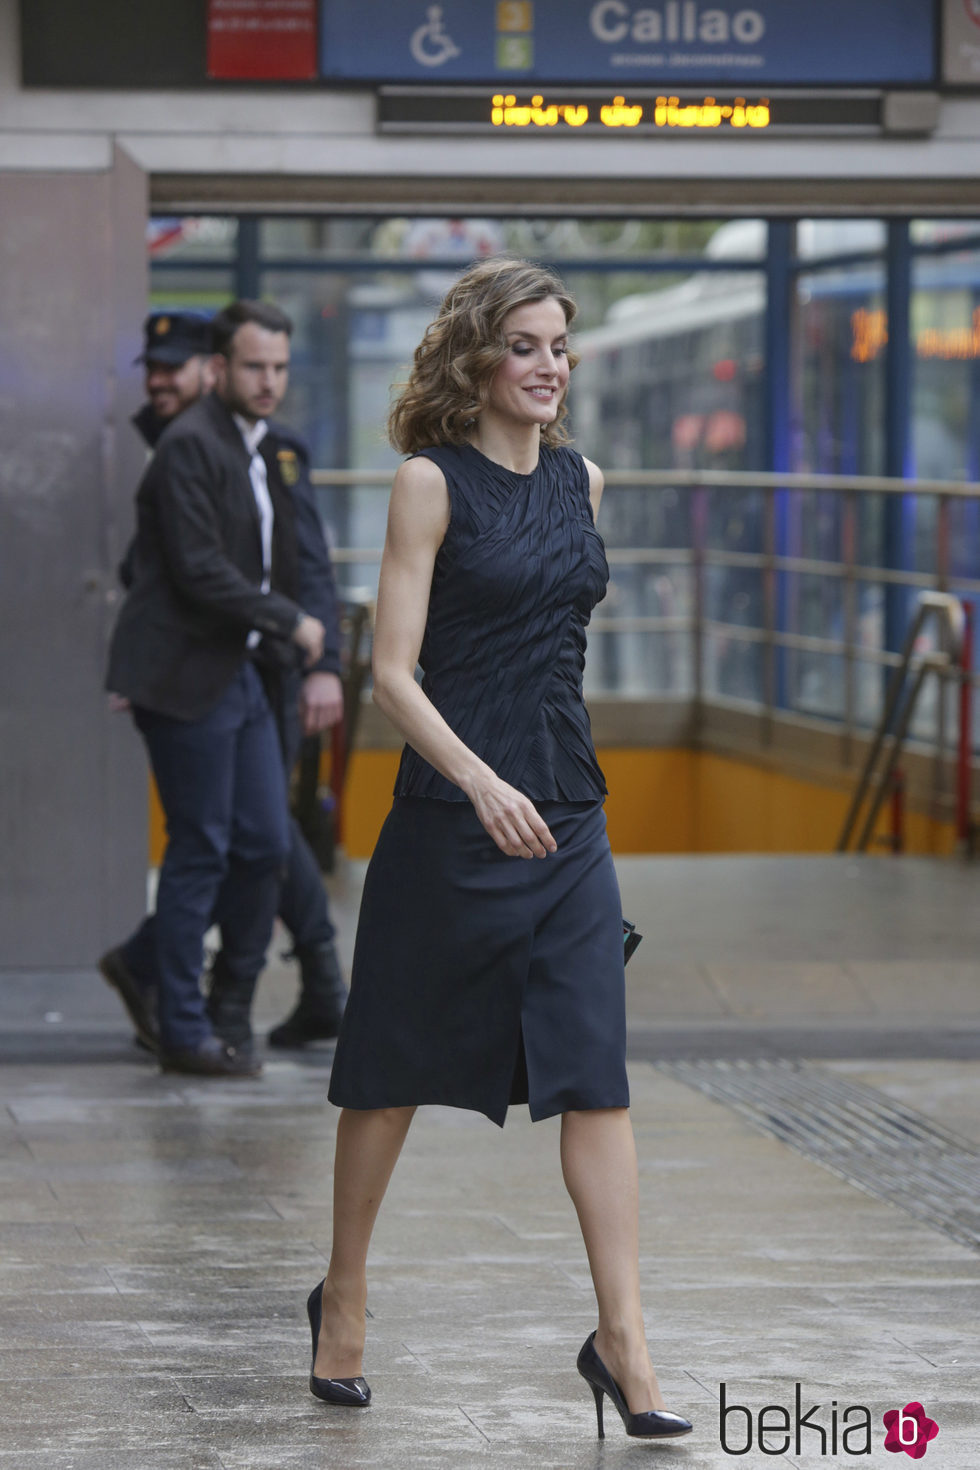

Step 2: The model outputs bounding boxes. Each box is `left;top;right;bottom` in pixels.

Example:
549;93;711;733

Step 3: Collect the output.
511;342;534;356
553;344;568;357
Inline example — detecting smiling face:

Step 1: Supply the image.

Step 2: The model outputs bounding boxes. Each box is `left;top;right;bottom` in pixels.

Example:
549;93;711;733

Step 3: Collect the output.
145;354;212;423
485;297;571;432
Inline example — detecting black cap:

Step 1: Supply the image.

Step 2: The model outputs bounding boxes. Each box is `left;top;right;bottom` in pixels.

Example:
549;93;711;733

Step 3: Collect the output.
136;310;213;366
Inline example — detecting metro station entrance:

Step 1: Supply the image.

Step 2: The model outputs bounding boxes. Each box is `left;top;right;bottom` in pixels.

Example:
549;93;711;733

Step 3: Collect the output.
151;205;980;716
5;173;980;968
5;0;979;972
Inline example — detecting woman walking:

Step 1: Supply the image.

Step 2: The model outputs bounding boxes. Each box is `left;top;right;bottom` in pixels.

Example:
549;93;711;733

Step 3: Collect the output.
309;258;692;1441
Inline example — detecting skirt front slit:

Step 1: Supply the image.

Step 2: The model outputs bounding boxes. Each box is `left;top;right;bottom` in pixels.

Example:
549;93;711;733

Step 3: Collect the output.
328;798;629;1127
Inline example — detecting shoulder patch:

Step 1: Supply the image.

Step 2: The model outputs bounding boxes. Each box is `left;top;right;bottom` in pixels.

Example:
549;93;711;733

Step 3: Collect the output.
277;448;299;486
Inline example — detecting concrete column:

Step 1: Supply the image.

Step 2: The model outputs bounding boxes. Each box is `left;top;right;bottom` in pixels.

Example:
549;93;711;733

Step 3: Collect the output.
0;145;149;969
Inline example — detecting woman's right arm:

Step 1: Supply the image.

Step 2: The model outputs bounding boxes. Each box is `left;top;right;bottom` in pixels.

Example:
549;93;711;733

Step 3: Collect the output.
372;456;556;859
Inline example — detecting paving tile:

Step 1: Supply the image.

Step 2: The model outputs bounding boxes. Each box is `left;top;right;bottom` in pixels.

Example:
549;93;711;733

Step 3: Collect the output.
845;960;980;1016
3;859;980;1468
703;962;874;1018
0;1454;223;1469
626;963;731;1021
0;1178;61;1223
0;1373;193;1453
41;1185;285;1224
0;1311;150;1357
0;1263;117;1296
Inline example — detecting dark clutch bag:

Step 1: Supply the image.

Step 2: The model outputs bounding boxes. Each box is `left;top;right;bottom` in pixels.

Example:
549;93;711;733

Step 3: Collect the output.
623;919;643;966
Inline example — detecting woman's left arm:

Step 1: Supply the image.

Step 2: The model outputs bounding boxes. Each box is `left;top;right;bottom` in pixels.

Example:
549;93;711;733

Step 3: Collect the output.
583;456;605;522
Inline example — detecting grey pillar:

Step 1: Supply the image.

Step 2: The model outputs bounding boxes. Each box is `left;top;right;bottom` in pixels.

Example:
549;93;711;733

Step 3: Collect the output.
0;145;149;970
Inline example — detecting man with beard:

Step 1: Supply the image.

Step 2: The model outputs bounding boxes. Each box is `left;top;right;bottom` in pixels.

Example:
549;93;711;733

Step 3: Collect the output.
104;309;350;1059
105;301;333;1075
133;309;216;447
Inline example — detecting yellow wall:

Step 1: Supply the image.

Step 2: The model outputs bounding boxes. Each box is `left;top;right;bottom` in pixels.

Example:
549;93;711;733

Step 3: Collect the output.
149;745;955;864
686;750;955;857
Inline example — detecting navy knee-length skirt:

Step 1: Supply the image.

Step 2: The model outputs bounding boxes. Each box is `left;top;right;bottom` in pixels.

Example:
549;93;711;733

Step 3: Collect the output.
327;798;629;1127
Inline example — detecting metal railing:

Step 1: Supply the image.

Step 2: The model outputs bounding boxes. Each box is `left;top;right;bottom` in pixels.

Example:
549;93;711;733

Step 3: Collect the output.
311;465;980;794
836;593;968;853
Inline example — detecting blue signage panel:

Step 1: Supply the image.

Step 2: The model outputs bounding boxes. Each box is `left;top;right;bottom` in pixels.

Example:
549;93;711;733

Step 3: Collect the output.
320;1;936;86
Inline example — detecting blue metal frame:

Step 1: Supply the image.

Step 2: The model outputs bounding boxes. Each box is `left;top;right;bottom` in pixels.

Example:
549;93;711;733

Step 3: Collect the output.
156;252;765;276
884;219;913;658
235;217;261;299
151;208;963;705
765;219;794;711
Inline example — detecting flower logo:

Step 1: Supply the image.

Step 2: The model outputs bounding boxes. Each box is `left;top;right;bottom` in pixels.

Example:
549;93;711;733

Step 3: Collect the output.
883;1402;939;1458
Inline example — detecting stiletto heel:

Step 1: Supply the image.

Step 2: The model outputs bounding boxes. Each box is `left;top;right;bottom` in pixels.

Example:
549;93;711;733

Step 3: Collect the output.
590;1380;605;1438
576;1331;692;1440
306;1279;371;1407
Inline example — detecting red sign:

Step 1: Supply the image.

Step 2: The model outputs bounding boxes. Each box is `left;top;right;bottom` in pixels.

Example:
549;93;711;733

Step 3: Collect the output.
207;0;317;80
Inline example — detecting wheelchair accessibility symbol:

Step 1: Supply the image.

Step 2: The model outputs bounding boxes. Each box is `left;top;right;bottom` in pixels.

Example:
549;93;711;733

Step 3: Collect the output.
410;6;461;67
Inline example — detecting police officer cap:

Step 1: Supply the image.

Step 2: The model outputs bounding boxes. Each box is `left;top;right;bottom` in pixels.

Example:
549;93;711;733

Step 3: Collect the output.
136;310;213;365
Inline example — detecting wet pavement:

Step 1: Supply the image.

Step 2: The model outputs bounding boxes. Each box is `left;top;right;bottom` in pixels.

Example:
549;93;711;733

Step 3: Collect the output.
1;856;978;1467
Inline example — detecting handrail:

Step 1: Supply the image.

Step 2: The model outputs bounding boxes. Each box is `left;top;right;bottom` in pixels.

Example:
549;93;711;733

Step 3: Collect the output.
312;466;980;498
312;467;980;837
837;593;966;853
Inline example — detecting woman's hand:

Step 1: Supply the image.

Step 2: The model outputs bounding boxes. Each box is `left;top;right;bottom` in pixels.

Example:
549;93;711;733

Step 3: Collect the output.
465;769;557;859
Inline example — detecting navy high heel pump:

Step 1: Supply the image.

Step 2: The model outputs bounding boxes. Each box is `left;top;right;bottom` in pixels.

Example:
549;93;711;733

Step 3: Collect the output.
577;1331;692;1440
306;1280;371;1407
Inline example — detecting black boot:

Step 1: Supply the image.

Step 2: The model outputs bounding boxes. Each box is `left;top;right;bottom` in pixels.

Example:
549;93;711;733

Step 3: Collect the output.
205;951;260;1065
98;947;160;1055
267;941;348;1048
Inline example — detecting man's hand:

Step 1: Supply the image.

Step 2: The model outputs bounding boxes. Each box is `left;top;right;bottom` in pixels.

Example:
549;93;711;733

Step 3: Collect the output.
107;693;131;713
292;613;325;668
299;671;344;736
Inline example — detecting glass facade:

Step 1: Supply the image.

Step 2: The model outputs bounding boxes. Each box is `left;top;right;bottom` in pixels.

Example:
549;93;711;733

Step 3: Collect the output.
148;211;980;732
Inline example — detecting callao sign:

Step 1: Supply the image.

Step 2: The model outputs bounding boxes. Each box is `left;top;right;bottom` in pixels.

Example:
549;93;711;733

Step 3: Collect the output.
319;0;935;85
588;3;766;45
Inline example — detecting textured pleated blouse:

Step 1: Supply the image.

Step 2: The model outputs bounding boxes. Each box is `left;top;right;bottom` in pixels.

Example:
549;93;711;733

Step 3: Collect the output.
393;441;608;803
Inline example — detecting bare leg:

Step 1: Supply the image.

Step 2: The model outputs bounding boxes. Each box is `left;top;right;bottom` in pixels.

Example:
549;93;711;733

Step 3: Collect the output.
315;1105;416;1379
560;1107;667;1414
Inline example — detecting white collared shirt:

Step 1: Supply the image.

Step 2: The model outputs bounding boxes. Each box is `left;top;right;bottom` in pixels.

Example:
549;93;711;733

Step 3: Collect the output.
234;414;273;648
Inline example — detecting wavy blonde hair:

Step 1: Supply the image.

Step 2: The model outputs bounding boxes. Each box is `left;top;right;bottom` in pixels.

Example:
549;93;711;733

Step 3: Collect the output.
388;257;579;454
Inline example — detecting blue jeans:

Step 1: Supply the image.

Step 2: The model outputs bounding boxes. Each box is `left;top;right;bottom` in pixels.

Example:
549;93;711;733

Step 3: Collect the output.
133;662;290;1052
122;813;335;992
279;814;335;949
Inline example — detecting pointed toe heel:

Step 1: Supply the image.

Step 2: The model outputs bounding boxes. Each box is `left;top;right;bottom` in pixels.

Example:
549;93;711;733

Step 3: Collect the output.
306;1281;371;1408
309;1370;371;1407
576;1331;692;1440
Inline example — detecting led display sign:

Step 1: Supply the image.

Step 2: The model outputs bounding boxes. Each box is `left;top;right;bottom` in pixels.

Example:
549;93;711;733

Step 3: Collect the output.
852;308;980;362
489;92;772;129
377;88;886;136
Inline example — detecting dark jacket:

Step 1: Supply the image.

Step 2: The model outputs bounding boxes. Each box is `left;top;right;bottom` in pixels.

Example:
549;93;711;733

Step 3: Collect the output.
120;404;342;681
262;423;342;680
106;392;303;720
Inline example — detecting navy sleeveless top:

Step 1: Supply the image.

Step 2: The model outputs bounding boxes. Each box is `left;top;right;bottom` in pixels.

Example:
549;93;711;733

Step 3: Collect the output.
393;442;608;803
